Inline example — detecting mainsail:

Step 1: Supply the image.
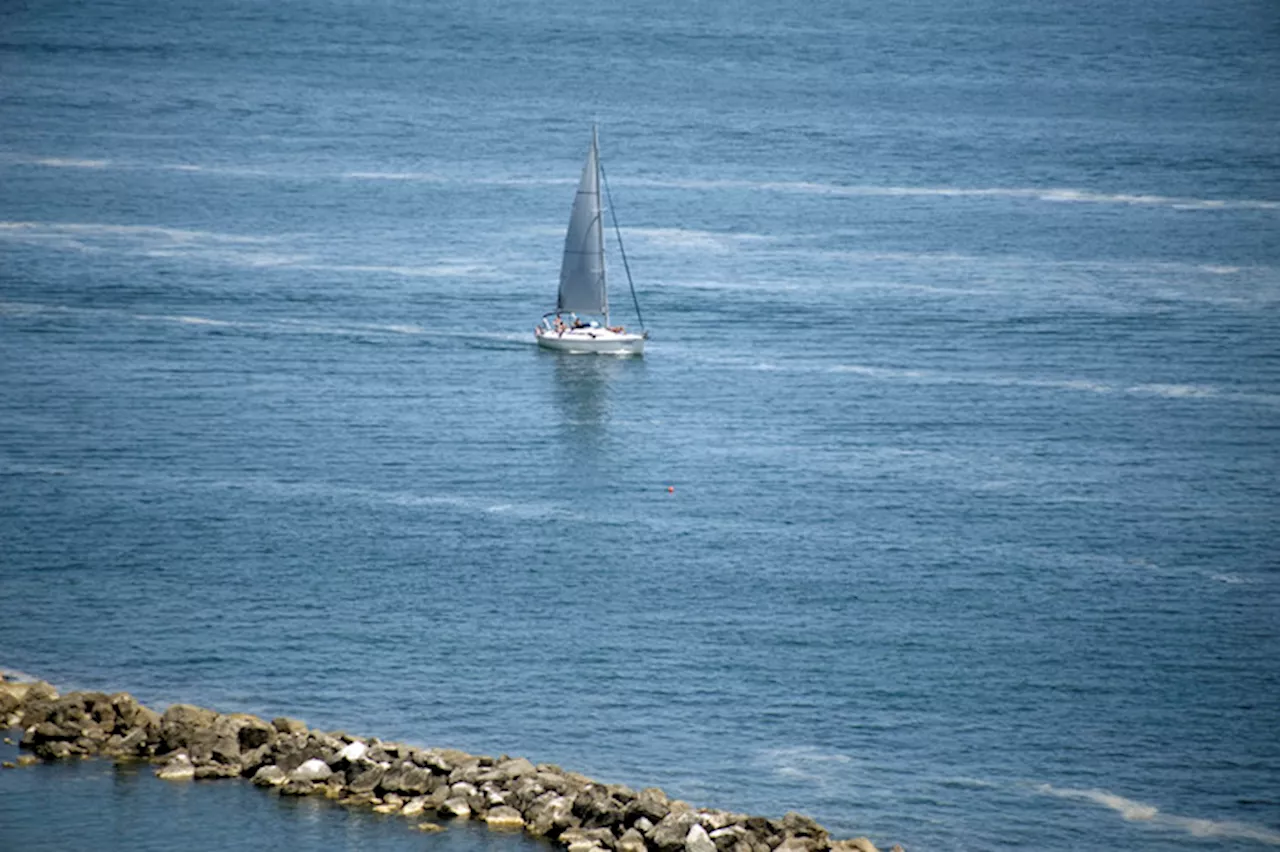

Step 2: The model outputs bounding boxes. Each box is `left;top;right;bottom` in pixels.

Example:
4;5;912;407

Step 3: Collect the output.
557;128;608;316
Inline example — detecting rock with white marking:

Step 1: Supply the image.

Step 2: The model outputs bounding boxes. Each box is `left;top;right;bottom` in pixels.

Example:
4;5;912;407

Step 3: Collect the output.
289;757;333;783
155;752;195;781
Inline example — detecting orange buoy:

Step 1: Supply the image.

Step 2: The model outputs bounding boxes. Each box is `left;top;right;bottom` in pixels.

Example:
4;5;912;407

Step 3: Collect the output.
667;486;675;493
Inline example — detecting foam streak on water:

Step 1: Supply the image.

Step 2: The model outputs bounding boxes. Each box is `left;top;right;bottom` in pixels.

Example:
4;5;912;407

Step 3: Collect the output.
1036;785;1280;846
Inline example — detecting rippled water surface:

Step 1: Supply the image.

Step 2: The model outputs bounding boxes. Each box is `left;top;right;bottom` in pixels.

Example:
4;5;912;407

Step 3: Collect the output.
2;1;1278;850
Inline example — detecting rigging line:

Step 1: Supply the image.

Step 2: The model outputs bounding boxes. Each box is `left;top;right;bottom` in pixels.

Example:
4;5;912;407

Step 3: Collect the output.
599;159;646;332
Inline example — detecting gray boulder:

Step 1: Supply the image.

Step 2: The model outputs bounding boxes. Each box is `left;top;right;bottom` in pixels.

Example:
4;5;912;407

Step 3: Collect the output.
17;681;59;729
159;704;219;753
28;720;76;744
774;839;820;852
238;743;275;776
272;716;308;735
289;758;333;783
526;793;580;838
781;813;828;840
485;805;525;830
449;780;479;799
709;826;747;852
271;732;332;773
103;726;148;758
481;782;509;808
251;765;288;787
44;693;88;730
618;828;649;852
699;811;740;831
503;775;546;812
328;740;367;769
34;692;114;741
573;784;625;829
33;740;76;760
626;787;673;825
0;682;25;725
185;716;242;766
280;779;316;796
195;762;242;779
477;756;537;783
110;693;151;731
686;824;717;852
439;797;472;819
651;810;702;852
380;761;435;795
447;757;485;785
536;768;578;795
82;692;118;733
401;796;428;817
830;840;880;852
560;827;619;851
421;784;451;811
232;714;276;751
347;764;386;794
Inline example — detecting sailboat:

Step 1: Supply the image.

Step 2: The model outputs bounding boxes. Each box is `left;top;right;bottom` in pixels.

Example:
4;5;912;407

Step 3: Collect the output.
535;126;648;355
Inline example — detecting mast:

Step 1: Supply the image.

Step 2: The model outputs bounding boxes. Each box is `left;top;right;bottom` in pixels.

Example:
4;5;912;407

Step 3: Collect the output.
594;124;608;326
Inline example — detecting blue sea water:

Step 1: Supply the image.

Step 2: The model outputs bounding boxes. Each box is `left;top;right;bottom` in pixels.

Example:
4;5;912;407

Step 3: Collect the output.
2;0;1278;849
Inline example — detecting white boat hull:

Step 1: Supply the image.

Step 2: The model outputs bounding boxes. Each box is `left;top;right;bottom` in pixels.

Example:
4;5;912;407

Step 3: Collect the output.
535;326;645;355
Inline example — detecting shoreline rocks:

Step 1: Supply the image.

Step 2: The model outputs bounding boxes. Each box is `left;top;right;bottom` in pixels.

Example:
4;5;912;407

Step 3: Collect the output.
0;672;900;852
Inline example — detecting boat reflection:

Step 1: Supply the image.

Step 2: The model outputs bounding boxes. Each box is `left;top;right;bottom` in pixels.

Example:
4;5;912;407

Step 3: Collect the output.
549;355;644;470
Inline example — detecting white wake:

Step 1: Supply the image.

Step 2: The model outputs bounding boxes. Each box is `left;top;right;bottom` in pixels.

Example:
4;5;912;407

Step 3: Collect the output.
1037;784;1280;845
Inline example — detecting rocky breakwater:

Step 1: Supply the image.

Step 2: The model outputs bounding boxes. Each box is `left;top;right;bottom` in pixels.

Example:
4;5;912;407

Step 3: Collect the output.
1;675;900;852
